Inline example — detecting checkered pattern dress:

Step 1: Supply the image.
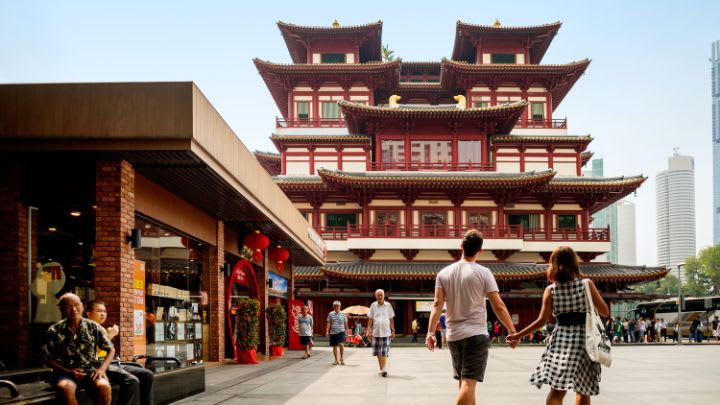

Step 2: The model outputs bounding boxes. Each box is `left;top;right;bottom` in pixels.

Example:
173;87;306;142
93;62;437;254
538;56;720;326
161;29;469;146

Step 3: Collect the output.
530;278;601;396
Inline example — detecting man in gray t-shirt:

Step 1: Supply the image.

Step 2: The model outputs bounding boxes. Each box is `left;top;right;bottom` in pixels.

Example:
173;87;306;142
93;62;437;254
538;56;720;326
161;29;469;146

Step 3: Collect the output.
426;229;517;405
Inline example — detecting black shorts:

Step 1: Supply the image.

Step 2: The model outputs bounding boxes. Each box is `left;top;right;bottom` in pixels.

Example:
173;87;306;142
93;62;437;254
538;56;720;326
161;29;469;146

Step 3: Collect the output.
329;332;345;346
46;371;96;389
300;336;312;345
448;334;490;382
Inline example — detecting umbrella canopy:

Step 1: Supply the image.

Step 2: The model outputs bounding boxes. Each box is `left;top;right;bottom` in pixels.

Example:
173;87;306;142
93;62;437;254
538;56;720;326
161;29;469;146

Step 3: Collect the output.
343;305;369;316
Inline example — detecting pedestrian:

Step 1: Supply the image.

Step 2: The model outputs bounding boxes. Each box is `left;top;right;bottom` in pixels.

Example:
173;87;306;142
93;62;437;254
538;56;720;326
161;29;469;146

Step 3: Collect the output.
86;300;153;405
367;289;395;377
508;245;610;405
43;293;114;405
628;318;635;343
639;317;647;343
298;305;313;359
695;319;703;343
613;317;622;343
435;320;443;349
440;310;448;348
647;318;655;343
712;316;719;342
325;301;349;365
690;318;699;343
411;318;419;343
622;318;629;343
426;229;517;405
491;321;500;344
655;318;662;343
673;321;679;342
661;318;668;342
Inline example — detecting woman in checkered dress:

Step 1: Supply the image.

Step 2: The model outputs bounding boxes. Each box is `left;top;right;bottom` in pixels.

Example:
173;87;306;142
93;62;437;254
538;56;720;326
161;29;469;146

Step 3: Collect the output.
507;246;609;405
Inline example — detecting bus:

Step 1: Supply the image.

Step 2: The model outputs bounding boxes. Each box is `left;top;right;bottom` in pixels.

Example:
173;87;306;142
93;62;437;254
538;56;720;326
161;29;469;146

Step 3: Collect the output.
629;296;720;340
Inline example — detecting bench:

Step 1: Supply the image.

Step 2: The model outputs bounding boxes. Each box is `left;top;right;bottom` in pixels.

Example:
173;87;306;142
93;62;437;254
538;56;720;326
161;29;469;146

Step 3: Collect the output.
0;357;205;405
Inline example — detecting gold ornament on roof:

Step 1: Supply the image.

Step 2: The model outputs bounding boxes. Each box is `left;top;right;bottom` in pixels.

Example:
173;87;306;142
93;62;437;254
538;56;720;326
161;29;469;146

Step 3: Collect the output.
388;95;401;108
453;95;467;110
332;19;340;28
494;19;501;28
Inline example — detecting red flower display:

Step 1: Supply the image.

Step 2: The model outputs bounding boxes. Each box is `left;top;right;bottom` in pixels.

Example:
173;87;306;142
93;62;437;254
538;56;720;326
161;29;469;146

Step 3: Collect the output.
268;246;290;271
244;230;270;262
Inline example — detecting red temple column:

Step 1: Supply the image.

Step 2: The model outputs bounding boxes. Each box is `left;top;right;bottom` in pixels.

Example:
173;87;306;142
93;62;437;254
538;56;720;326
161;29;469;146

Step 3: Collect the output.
545;208;553;240
497;203;505;228
404;134;411;171
336;146;343;171
308;146;316;175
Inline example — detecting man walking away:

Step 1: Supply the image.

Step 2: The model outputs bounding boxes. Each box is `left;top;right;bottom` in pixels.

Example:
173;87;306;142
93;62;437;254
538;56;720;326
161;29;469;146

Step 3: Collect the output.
426;229;517;405
411;318;418;343
326;301;349;365
367;289;395;377
712;316;719;342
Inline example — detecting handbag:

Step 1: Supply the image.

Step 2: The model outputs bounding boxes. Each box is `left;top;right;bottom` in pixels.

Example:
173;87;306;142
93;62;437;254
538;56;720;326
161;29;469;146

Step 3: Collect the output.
583;279;612;367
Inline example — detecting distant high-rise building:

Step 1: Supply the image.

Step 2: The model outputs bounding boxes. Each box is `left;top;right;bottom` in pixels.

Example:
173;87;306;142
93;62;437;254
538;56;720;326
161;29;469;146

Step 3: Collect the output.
615;200;636;265
656;152;696;267
712;41;720;245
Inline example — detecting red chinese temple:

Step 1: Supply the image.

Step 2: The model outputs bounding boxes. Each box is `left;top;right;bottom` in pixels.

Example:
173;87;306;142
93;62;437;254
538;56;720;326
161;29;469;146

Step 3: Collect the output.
254;19;668;334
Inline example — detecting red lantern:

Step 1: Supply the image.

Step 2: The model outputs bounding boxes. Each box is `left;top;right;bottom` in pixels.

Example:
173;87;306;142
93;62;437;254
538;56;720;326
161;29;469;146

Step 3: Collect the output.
244;230;270;262
268;246;290;271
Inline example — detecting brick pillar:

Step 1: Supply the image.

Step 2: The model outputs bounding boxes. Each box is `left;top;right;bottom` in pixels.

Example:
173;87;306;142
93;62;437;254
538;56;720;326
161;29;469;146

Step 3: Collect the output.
257;253;269;354
95;160;135;360
208;220;225;362
0;161;30;368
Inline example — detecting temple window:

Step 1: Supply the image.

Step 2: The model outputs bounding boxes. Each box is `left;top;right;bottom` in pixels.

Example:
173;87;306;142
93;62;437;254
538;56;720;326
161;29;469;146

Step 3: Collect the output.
507;214;542;230
411;140;452;168
325;213;357;227
321;53;346;63
380;140;405;165
475;101;489;108
531;102;545;121
467;211;491;227
458;140;482;167
420;211;447;237
296;101;309;119
491;53;516;64
557;215;577;229
321;102;340;119
375;211;400;236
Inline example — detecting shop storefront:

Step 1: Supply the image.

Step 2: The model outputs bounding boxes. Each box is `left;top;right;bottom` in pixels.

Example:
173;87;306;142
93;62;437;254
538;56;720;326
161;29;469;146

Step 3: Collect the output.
0;82;325;370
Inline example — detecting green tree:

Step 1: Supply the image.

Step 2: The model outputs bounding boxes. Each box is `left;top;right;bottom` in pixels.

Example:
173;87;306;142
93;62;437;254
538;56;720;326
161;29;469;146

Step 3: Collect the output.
684;244;720;296
382;44;395;62
634;273;681;296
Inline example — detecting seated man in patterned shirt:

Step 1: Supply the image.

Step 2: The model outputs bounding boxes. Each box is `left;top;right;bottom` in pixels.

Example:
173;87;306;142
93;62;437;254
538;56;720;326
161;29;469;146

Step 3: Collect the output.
43;293;115;405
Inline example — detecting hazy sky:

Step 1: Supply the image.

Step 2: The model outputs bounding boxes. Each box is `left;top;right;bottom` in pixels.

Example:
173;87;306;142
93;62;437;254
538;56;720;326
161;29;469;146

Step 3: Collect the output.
1;0;717;266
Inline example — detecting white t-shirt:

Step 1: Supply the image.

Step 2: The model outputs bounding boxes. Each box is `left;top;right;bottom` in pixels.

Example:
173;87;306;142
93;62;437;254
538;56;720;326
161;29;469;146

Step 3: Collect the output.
435;261;499;342
368;301;395;338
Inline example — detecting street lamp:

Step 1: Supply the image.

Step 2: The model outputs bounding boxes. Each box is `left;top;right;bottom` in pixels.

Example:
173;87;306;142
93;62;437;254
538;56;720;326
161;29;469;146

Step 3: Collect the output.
677;263;684;345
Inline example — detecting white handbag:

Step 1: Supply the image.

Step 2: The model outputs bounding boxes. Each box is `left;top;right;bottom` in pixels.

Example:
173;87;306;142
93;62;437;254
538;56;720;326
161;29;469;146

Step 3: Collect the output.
583;279;612;367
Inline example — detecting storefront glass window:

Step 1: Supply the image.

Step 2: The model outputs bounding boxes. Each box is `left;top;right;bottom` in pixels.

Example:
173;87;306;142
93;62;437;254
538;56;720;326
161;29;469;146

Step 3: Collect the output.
135;216;209;366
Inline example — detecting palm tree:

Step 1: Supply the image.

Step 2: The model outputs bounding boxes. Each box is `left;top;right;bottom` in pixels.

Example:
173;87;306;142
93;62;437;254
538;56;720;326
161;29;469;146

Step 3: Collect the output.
382;44;395;62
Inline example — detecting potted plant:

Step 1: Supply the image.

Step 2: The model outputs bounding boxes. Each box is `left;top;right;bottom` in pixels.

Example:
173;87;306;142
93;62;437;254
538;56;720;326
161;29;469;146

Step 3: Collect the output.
266;303;287;356
235;298;259;364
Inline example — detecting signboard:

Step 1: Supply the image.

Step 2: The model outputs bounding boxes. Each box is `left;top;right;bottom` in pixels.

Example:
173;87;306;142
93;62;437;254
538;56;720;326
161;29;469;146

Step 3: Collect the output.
415;301;446;312
288;299;313;350
307;227;326;259
268;272;288;299
132;260;146;357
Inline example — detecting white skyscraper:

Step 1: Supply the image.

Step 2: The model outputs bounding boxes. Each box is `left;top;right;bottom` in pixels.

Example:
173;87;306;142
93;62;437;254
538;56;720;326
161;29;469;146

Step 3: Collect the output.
712;41;720;244
615;200;636;265
656;152;696;267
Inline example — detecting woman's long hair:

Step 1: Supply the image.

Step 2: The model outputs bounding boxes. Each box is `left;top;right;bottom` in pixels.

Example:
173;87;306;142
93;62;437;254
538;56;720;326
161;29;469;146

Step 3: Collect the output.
546;245;582;283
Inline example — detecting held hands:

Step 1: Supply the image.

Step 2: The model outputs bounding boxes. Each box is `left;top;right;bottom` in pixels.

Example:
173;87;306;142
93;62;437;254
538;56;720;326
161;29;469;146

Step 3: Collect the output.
425;334;437;351
506;333;520;349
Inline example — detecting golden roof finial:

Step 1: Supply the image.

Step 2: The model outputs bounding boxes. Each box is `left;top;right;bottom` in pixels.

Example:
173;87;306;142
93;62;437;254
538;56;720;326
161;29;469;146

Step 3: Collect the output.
493;18;501;28
332;19;340;28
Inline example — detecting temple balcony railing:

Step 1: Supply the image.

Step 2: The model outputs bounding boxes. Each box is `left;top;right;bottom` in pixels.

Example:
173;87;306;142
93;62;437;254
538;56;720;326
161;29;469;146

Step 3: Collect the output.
370;162;495;172
276;117;346;128
316;225;610;242
516;117;567;129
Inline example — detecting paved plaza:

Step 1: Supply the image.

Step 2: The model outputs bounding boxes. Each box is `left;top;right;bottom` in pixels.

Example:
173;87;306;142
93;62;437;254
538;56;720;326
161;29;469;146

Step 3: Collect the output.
177;344;719;404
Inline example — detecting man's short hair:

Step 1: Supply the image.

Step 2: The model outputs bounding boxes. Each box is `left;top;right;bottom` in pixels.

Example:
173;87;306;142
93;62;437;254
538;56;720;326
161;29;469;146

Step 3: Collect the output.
57;292;80;307
85;300;106;313
375;289;385;296
462;229;484;257
333;300;341;307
